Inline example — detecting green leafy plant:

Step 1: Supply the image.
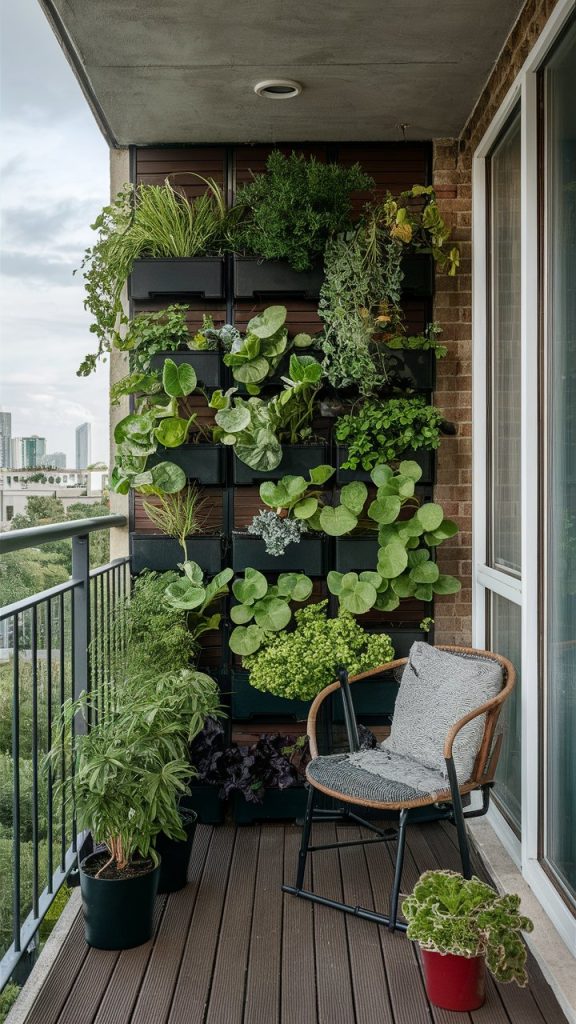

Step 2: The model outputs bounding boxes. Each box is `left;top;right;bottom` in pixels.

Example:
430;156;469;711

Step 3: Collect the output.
210;355;322;471
163;561;234;646
229;569;313;657
384;322;447;359
233;150;374;271
142;485;208;561
244;601;394;701
402;870;533;986
114;304;193;370
256;466;368;540
335;397;444;471
327;461;461;614
217;304;316;395
78;176;231;375
124;569;198;673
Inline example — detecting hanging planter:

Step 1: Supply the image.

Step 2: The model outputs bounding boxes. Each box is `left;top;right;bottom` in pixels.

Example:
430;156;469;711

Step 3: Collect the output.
400;253;434;298
130;257;225;301
231;668;310;721
156;809;198;894
148;444;225;485
79;852;160;950
233;256;324;300
131;534;222;575
336;445;435;486
150;349;222;388
233;444;329;484
231;533;326;575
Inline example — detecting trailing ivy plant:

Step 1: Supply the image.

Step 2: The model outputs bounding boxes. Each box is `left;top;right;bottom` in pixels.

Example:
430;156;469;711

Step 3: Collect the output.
228;569;313;657
233;150;374;271
335;396;444;472
402;870;533;987
327;461;461;615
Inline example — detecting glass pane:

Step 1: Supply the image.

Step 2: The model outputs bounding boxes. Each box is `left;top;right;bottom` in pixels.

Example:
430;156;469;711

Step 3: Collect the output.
490;593;522;831
544;18;576;905
489;112;522;575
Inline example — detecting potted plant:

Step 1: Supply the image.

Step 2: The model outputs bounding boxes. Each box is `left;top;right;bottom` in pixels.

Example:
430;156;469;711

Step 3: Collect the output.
402;870;534;1011
382;323;447;391
131;484;222;574
114;304;223;389
232;150;374;297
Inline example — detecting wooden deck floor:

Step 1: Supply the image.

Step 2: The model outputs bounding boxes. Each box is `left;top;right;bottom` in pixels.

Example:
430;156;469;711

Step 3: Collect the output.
20;820;567;1024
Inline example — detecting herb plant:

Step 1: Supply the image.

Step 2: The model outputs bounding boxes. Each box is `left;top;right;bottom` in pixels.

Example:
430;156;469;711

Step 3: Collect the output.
234;151;374;271
402;870;533;986
335;396;444;471
229;569;313;657
114;304;192;371
244;601;394;701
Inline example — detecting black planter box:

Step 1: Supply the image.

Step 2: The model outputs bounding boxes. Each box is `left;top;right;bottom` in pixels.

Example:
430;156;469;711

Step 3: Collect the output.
148;444;225;485
131;534;222;574
231;669;310;721
334;535;379;573
336;445;435;486
232;533;326;575
181;787;225;826
233;444;329;484
233;786;308;824
332;669;400;723
130;257;225;301
401;253;434;298
386;627;428;658
384;348;436;390
156;810;197;893
234;256;323;300
150;349;222;388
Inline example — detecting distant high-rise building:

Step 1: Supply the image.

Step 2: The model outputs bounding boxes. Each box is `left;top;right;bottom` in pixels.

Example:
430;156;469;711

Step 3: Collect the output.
15;436;47;468
0;411;11;467
75;422;91;469
11;438;23;469
41;451;67;470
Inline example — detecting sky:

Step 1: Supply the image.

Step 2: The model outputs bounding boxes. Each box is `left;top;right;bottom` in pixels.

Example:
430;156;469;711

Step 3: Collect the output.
0;0;110;466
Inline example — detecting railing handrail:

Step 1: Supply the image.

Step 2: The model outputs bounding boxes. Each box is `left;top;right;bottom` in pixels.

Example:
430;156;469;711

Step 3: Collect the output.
0;515;127;554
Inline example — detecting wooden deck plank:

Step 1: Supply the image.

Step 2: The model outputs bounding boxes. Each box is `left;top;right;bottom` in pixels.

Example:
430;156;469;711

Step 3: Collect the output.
243;826;284;1024
204;827;261;1024
337;825;394;1024
281;825;318;1024
311;823;356;1024
168;825;236;1024
25;912;89;1024
56;947;120;1024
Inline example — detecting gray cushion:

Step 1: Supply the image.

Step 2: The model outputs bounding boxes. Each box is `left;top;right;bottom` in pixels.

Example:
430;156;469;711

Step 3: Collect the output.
307;752;451;804
383;643;503;781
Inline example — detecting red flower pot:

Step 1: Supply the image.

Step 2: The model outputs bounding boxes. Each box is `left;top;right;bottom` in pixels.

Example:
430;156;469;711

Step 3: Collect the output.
421;948;486;1011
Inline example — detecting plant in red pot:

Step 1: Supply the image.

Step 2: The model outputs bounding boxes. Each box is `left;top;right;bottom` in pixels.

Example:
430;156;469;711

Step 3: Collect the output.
402;870;534;1012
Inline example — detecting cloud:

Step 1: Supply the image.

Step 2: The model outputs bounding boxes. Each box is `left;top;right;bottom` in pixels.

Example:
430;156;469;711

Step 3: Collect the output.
0;253;78;286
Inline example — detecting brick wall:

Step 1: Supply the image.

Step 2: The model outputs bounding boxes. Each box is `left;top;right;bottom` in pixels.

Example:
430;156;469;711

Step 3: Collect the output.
431;0;559;644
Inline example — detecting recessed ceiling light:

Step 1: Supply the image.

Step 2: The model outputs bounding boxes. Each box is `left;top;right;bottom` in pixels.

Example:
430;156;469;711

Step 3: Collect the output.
254;79;302;100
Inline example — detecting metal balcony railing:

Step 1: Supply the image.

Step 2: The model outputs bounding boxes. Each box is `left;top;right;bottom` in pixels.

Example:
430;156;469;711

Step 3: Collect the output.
0;516;128;990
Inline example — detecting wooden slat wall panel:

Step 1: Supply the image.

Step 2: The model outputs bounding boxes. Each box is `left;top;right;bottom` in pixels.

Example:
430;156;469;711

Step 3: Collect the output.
133;489;223;533
136;147;226;200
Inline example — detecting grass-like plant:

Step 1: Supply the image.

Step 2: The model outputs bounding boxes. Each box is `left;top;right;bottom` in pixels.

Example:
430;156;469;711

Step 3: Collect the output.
402;870;534;986
142;484;208;561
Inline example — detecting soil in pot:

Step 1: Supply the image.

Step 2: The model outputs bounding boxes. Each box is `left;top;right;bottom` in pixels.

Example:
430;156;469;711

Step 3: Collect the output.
156;810;198;894
80;851;160;950
421;949;486;1011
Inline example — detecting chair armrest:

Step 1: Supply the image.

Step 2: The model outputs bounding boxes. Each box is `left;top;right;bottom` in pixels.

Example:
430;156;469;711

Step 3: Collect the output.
307;657;408;759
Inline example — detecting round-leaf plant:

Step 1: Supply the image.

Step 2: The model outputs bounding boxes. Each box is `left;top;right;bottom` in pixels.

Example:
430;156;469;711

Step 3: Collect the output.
229;570;313;657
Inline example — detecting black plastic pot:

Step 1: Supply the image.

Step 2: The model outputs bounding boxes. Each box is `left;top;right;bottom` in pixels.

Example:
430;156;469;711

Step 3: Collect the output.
401;253;434;298
130;257;225;301
181;787;225;826
384;348;436;390
131;535;222;574
332;668;400;724
148;444;225;485
233;444;329;484
232;533;326;575
334;535;379;573
156;810;197;894
336;445;435;485
149;349;222;388
231;669;310;721
79;852;160;949
234;256;323;300
233;786;308;824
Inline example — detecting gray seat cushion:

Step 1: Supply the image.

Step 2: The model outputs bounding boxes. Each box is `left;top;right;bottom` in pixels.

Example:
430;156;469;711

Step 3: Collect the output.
307;751;451;804
382;643;503;781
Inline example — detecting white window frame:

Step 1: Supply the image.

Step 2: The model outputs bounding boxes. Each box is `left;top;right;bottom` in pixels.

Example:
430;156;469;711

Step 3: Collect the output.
472;0;576;956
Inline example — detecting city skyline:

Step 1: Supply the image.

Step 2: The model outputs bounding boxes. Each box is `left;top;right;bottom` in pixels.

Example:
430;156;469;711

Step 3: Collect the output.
0;408;102;469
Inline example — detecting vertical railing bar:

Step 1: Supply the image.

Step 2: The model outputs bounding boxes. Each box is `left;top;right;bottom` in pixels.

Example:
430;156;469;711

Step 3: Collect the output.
46;598;54;891
110;567;117;714
70;589;77;854
12;613;21;952
59;591;66;872
31;605;39;918
99;573;105;718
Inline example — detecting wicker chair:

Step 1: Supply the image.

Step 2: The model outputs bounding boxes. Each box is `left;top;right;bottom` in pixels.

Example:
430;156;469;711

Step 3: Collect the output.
282;645;516;931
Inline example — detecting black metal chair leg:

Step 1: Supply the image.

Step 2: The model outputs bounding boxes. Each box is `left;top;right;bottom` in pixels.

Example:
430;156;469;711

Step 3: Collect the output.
445;756;472;879
295;784;316;890
388;809;408;930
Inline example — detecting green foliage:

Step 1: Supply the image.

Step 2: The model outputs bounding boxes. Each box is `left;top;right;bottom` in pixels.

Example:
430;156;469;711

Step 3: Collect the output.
385;322;447;359
0;839;48;962
402;870;533;986
244;601;394;701
163;561;233;646
234;151;373;271
335;397;444;471
229;570;312;657
78;176;232;376
115;304;193;371
125;570;198;673
142;485;207;561
257;467;367;540
218;304;318;395
0;753;48;841
0;982;20;1022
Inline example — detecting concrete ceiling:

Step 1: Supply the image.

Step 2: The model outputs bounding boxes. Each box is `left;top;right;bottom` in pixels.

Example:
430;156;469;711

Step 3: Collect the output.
41;0;525;146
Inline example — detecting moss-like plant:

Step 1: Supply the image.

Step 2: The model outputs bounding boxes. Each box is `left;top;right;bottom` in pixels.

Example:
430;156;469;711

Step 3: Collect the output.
335;396;444;472
402;870;534;986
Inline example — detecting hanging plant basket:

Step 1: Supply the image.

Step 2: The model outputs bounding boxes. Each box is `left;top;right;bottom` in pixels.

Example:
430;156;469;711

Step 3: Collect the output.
231;668;310;721
233;256;324;300
232;786;308;824
130;257;225;301
148;444;225;485
131;534;222;574
336;445;435;485
383;348;436;390
150;349;222;388
233;444;329;485
231;532;326;575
